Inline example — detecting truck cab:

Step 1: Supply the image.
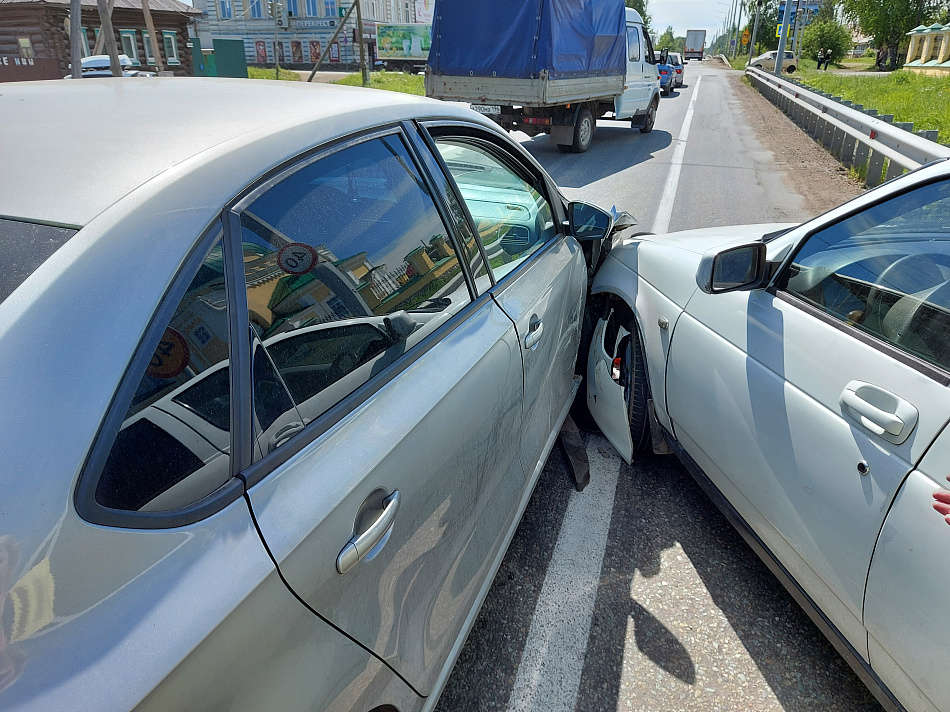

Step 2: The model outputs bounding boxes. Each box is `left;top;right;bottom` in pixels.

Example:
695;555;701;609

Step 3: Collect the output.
614;8;661;126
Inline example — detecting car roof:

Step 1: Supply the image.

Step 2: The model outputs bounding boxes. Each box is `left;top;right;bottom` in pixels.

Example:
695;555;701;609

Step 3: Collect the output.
0;78;478;227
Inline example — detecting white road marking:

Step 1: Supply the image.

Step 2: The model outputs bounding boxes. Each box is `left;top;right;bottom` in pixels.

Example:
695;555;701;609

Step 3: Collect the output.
505;434;621;712
652;76;703;234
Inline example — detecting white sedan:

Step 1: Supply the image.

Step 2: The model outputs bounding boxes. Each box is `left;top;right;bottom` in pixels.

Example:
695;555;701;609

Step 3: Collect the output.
583;158;950;712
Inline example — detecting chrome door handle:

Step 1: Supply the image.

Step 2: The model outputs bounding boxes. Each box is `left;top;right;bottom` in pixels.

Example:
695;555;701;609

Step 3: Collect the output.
524;316;543;350
336;491;400;575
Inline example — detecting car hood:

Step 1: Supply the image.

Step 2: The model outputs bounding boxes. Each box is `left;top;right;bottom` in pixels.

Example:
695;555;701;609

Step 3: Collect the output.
599;223;796;307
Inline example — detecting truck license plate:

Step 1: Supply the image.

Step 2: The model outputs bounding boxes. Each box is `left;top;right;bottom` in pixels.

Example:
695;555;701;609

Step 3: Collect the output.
471;104;501;115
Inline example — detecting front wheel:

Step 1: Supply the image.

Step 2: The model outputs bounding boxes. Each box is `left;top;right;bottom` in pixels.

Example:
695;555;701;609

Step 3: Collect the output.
786;65;796;74
401;62;413;74
620;316;652;454
639;97;657;134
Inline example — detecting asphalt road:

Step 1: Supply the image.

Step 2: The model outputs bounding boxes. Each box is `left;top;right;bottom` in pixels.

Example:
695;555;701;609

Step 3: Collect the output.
434;61;884;712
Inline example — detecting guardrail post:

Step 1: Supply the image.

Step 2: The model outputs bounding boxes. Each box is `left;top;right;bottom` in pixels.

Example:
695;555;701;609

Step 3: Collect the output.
831;126;845;157
884;159;906;182
879;115;894;123
867;151;886;187
841;134;857;167
917;130;939;141
894;122;914;132
822;119;835;148
853;141;870;176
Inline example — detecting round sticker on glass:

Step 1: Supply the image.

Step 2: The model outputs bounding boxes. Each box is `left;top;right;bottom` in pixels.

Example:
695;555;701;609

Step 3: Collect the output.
146;327;190;379
278;243;319;275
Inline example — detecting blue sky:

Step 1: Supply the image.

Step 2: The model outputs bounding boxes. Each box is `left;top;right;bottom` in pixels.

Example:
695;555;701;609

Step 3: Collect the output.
649;0;742;44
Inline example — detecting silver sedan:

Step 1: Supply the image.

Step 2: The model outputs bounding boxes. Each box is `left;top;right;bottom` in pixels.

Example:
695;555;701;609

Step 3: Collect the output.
0;78;620;711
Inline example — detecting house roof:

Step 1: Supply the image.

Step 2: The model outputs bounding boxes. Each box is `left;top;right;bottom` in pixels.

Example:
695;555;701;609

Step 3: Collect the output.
0;0;201;15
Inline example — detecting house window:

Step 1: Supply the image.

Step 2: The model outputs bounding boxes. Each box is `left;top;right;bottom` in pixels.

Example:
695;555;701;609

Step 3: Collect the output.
17;37;35;59
306;0;318;15
219;0;233;18
249;0;263;17
162;30;180;64
324;0;335;16
79;27;91;57
142;31;156;63
120;30;140;64
286;0;297;17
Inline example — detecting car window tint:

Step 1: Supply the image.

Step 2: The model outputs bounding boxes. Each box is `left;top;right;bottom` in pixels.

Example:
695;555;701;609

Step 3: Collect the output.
0;218;77;304
434;138;557;283
627;26;641;62
239;133;469;449
97;233;231;512
782;179;950;372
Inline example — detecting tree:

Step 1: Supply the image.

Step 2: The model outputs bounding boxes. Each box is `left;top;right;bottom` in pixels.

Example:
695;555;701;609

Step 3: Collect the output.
841;0;941;68
625;0;651;35
800;19;852;62
657;25;676;49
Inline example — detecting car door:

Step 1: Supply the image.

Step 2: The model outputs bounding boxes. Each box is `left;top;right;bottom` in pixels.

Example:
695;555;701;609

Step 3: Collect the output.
666;176;950;658
427;126;586;484
237;126;527;697
616;23;646;117
864;423;950;712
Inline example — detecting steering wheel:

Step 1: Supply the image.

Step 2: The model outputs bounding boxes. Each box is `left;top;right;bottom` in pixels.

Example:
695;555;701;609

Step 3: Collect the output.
865;252;950;320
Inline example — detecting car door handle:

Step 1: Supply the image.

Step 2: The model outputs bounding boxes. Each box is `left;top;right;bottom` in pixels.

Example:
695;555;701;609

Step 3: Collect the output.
336;490;400;575
839;381;917;444
524;316;543;350
267;422;305;453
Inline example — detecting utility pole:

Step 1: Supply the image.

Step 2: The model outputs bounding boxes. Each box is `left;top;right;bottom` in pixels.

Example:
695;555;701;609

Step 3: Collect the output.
748;0;762;63
272;0;280;79
92;0;114;53
69;0;82;77
96;0;122;75
732;0;744;58
774;0;793;74
355;0;370;86
307;1;359;80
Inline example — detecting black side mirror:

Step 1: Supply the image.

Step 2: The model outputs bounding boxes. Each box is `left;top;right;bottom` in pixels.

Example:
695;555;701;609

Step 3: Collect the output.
567;202;614;240
659;48;669;65
696;242;768;294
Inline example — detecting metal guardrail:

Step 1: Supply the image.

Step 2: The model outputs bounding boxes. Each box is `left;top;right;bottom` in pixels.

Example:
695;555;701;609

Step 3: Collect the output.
745;67;950;186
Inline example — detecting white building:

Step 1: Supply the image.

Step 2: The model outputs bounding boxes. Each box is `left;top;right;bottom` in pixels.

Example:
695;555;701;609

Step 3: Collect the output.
191;0;434;67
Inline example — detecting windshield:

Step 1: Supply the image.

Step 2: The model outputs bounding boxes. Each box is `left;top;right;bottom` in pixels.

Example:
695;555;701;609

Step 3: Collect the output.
0;218;78;304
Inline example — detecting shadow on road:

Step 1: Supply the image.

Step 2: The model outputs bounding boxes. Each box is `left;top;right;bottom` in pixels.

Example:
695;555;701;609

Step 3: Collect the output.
575;449;883;711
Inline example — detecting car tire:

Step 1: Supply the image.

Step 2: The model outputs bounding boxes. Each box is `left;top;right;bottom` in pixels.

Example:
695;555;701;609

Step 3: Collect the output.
786;65;796;73
639;97;658;134
570;108;594;153
620;314;652;454
401;62;413;74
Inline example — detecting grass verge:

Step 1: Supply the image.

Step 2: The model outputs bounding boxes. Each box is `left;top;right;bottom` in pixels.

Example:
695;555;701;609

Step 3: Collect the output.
795;69;950;143
334;71;425;95
247;67;301;81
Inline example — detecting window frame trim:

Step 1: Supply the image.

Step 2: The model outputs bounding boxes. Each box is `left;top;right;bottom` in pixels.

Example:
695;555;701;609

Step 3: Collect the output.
75;221;245;530
141;29;156;63
162;29;181;64
772;173;950;383
119;29;140;65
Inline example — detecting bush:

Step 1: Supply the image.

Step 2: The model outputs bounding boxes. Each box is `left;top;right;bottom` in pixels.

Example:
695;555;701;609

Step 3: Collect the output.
801;20;853;63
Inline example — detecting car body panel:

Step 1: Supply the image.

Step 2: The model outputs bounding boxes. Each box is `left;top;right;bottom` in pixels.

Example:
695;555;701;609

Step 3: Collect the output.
246;298;527;696
865;430;950;712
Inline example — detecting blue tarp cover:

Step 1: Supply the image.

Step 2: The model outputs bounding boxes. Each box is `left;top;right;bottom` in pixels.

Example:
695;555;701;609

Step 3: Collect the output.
429;0;626;79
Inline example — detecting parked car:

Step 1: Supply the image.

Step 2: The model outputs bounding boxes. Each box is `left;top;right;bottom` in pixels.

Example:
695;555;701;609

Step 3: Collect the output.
748;49;797;73
0;78;625;711
64;54;156;78
583;158;950;712
669;51;685;86
657;50;675;95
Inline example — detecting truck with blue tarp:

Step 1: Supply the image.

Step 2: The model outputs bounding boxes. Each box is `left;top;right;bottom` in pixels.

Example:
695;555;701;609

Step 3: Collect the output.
425;0;664;153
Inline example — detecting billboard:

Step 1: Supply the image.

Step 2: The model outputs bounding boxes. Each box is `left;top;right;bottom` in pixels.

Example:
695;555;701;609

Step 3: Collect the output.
414;0;434;23
376;24;431;59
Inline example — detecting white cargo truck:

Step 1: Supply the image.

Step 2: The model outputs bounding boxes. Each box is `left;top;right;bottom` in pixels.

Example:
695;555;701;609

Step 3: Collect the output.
426;2;663;153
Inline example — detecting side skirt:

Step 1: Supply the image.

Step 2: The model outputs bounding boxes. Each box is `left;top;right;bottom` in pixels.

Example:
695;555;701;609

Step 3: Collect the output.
662;428;906;712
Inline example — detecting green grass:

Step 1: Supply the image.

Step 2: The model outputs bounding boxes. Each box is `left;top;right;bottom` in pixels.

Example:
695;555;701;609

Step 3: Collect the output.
247;67;301;81
795;69;950;143
334;70;425;95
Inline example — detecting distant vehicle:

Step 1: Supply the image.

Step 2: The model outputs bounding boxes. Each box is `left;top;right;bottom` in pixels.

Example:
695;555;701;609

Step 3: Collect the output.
684;29;705;60
669;51;684;86
426;0;663;153
64;54;155;78
657;52;674;95
748;50;797;73
376;23;430;73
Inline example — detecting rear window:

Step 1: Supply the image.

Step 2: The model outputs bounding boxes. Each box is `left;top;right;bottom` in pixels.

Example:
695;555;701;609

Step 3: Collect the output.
0;218;78;304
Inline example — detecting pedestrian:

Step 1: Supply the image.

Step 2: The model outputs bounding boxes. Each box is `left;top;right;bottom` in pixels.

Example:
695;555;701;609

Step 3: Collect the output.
817;48;825;69
823;48;832;70
876;45;887;71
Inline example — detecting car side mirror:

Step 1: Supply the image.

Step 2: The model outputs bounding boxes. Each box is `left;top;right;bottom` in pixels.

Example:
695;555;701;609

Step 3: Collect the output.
610;210;638;236
659;48;669;65
567;201;614;240
696;242;768;294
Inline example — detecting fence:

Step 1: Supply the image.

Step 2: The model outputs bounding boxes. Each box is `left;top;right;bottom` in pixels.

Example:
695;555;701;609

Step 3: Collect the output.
745;66;950;186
